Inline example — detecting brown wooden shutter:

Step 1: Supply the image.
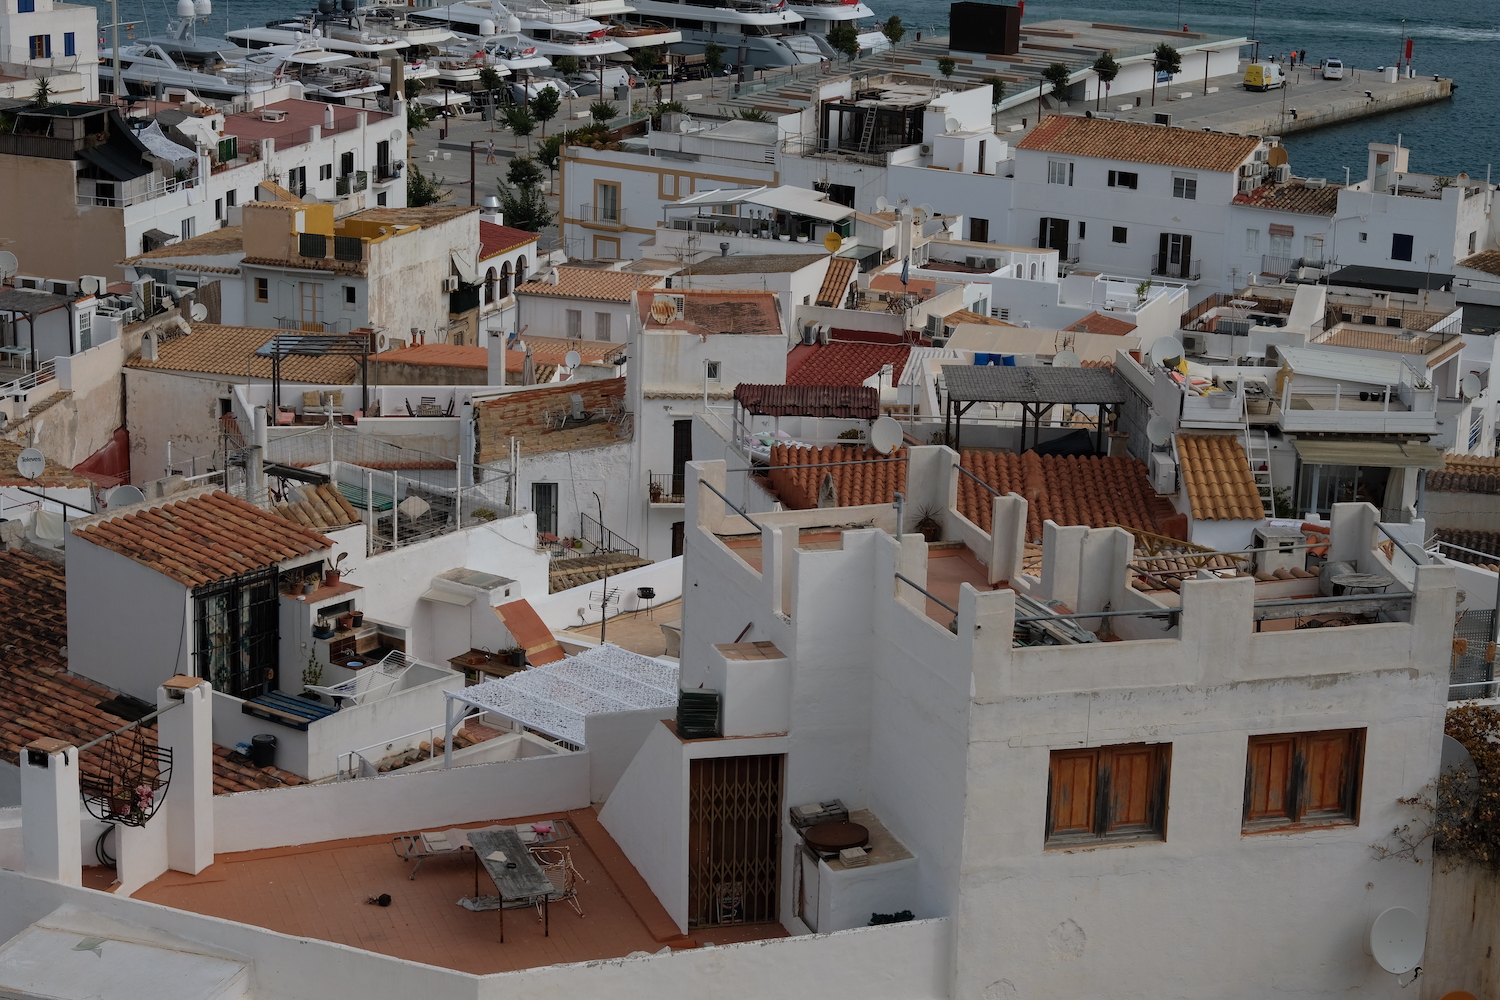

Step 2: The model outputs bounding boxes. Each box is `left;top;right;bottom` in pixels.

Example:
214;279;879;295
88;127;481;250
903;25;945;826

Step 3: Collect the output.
1105;746;1155;831
1245;736;1295;822
1049;749;1098;835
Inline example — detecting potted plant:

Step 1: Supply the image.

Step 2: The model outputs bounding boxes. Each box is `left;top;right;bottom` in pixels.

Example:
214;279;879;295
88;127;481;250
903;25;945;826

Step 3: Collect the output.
350;609;364;628
649;480;665;503
914;505;943;543
323;552;348;587
301;655;324;699
505;645;527;668
336;612;356;632
313;617;335;639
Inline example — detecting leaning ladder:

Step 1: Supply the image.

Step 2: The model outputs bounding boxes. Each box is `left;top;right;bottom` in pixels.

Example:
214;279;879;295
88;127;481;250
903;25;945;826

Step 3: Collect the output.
1246;428;1275;518
856;110;877;153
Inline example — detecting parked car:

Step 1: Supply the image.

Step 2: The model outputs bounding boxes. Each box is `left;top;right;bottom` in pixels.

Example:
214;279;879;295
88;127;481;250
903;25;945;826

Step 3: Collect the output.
1321;58;1344;80
1243;62;1286;91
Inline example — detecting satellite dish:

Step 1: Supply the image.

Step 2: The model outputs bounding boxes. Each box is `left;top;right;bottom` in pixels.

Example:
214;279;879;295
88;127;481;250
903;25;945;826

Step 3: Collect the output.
874;196;890;212
1442;734;1478;781
564;349;581;368
918;203;933;217
1145;415;1174;448
1053;350;1081;368
389;128;402;141
109;485;147;507
0;251;16;279
1368;907;1424;975
944;117;961;132
15;448;45;480
1149;336;1184;368
869;415;902;455
80;275;101;296
190;302;209;322
823;232;843;253
1267;146;1289;167
1462;372;1482;398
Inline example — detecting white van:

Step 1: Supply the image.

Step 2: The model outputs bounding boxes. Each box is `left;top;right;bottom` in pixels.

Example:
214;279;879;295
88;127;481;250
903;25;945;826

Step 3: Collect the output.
1321;58;1344;80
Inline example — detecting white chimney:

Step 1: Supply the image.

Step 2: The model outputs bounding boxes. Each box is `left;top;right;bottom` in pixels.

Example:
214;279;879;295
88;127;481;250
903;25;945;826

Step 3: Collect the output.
141;330;159;361
480;195;502;226
324;103;335;129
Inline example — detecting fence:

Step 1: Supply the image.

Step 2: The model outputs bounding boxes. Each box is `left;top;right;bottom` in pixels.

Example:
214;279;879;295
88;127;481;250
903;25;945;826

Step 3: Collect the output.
578;510;638;556
1152;254;1202;280
335;709;488;780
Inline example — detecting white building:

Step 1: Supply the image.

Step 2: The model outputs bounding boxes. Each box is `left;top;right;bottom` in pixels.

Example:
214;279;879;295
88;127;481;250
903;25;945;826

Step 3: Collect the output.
0;0;97;101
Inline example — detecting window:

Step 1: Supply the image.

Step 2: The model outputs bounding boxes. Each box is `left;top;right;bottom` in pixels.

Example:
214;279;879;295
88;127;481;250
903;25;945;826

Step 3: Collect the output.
1172;175;1198;200
376;192;387;207
705;360;722;381
565;309;582;337
219;398;233;417
977;139;987;173
1046;743;1171;847
826;182;855;208
968;217;989;243
1470;231;1478;253
63;32;75;56
594;312;611;341
1047;160;1074;186
1391;233;1414;261
1269;233;1292;258
1077;221;1086;240
28;34;50;59
499;262;511;298
214;198;222;221
286;166;306;197
1245;229;1260;253
319;163;333;181
343;285;356;308
193;569;279;699
18;0;34;11
298;281;322;326
181;217;195;241
255;277;268;302
225;189;236;208
1107;169;1138;189
340;150;354;176
595;181;620;222
1243;729;1364;832
1471;407;1485;449
1358;231;1367;242
531;482;558;537
77;309;92;350
1112;226;1127;244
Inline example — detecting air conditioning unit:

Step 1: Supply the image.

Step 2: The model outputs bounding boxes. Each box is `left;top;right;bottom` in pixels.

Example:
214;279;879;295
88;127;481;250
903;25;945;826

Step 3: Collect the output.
1305;177;1327;189
133;277;156;317
15;276;40;290
1153;112;1172;126
259;109;288;122
1273;163;1291;183
1180;332;1208;355
1239;178;1256;194
1150;452;1177;495
49;280;76;296
985;258;1001;270
966;255;987;268
919;143;933;156
924;313;942;337
375;332;408;351
801;324;817;346
442;276;460;293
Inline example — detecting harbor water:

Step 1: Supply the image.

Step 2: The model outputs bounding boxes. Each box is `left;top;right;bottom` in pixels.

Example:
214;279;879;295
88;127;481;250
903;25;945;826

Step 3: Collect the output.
84;0;1495;181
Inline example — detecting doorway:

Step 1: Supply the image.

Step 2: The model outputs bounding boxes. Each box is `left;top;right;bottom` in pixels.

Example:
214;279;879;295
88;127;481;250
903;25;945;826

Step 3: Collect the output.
531;482;558;536
687;754;783;927
671;419;693;497
671;520;685;558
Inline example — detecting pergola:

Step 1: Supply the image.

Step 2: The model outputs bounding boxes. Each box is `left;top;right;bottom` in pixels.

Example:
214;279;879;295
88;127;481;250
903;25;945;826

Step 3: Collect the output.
941;365;1129;453
0;287;77;370
255;333;371;414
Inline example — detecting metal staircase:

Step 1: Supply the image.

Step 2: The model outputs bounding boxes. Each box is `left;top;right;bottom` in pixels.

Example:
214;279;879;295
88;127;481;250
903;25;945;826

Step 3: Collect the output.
1245;428;1275;518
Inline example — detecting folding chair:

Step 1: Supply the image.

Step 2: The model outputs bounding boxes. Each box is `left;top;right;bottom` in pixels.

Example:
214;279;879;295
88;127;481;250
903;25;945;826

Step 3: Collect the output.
528;846;586;918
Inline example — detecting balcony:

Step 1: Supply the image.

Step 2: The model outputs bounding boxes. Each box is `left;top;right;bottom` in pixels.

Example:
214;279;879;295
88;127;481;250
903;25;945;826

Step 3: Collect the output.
76;173;200;208
647;471;685;505
1276;381;1438;435
376;162;403;183
577;202;627;232
1152;254;1202;281
336;170;369;196
1260;254;1325;277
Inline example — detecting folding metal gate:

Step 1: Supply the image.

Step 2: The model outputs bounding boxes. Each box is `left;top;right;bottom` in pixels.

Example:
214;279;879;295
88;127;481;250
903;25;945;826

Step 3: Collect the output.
1450;609;1496;701
687;754;783;927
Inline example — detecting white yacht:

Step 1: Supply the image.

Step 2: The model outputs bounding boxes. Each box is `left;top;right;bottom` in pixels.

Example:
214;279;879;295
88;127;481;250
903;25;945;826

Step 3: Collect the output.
414;1;627;59
101;0;282;100
785;0;885;54
443;32;552;73
242;39;386;101
226;0;434;59
623;0;829;68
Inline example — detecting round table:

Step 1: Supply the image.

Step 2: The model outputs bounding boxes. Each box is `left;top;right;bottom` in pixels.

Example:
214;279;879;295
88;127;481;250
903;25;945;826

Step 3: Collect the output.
1330;571;1394;594
804;821;869;856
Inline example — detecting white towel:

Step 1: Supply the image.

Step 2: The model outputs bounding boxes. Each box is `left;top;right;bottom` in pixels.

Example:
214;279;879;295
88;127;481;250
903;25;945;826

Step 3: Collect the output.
486;850;508;863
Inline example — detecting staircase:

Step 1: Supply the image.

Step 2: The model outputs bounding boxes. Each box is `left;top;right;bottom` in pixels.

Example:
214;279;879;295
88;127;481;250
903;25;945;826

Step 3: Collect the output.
1245;428;1275;518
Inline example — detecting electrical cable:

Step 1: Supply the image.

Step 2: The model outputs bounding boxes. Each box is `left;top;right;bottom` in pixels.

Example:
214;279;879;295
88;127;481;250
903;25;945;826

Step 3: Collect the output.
95;824;117;868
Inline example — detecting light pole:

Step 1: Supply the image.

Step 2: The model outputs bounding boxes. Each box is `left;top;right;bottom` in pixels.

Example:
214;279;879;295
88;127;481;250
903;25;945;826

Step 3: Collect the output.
592;489;608;644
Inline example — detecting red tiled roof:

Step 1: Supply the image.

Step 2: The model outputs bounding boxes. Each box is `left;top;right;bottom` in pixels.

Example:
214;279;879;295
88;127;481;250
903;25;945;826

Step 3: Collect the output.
816;256;857;307
1177;434;1263;521
479;220;539;261
1231;181;1340;215
221;100;393;150
958;450;1166;542
73;490;333;587
1064;311;1137;337
475;377;630;461
638;290;782;337
767;444;907;509
1018;116;1261;172
518;267;661;302
869;273;939;300
0;550;301;793
373;344;488;368
733;384;879;419
786;342;910;387
509;335;626;370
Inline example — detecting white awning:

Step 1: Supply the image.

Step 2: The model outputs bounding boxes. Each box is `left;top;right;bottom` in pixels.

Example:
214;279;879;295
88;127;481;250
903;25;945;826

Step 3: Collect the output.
675;184;854;222
135;121;197;166
1277;346;1409;386
1293;439;1445;468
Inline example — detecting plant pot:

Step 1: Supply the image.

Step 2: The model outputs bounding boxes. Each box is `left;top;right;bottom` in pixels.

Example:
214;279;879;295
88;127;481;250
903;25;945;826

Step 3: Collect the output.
302;579;317;594
510;649;528;668
350;611;364;628
336;613;355;632
916;517;942;543
324;570;341;587
299;690;322;701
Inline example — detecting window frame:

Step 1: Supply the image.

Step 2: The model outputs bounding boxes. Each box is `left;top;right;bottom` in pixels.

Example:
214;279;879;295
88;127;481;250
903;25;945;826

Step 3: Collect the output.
1107;169;1138;189
594;311;611;341
1111;226;1128;244
254;276;268;302
1172;174;1198;200
1242;728;1365;834
63;32;76;56
1047;159;1074;186
1245;228;1260;253
565;308;583;338
29;34;50;59
1391;233;1414;261
1046;742;1171;849
18;0;35;11
595;180;621;222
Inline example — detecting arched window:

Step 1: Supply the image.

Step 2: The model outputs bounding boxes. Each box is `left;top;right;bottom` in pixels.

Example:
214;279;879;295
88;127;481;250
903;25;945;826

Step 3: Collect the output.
484;267;497;305
1030;262;1037;280
500;261;512;298
516;256;528;286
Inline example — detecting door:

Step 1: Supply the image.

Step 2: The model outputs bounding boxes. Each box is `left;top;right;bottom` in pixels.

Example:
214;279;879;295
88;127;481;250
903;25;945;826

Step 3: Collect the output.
193;569;279;699
969;217;989;243
671;521;685;558
1158;233;1193;278
687;754;783;927
671;419;693;497
531;482;558;536
298;282;323;329
1038;217;1068;251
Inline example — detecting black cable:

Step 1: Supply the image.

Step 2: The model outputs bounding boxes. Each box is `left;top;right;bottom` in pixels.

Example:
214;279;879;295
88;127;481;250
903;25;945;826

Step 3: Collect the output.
95;824;117;868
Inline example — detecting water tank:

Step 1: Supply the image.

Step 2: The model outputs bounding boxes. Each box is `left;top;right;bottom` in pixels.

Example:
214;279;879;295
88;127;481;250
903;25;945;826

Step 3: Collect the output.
176;0;194;17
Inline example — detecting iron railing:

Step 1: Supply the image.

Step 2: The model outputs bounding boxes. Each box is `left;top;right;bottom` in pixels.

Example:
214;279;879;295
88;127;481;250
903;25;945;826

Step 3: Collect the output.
579;511;639;556
578;202;626;227
648;471;685;504
1152;254;1202;280
336;170;369;196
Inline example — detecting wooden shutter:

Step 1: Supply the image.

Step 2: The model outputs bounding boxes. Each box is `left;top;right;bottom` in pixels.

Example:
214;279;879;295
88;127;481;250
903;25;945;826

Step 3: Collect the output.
1105;746;1156;832
1158;232;1169;271
1180;234;1193;277
1038;217;1050;249
1302;731;1356;818
1245;736;1295;822
1048;749;1098;836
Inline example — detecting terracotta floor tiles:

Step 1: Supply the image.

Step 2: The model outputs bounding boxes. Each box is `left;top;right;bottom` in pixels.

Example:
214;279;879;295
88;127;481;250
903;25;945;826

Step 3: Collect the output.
920;546;997;625
133;809;785;974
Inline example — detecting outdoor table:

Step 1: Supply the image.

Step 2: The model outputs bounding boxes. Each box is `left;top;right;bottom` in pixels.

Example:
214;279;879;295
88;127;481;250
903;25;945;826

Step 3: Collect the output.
1330;571;1394;595
466;827;552;942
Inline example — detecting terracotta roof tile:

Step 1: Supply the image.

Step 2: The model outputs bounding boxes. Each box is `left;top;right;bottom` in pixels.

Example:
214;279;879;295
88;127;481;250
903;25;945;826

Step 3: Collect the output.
1458;251;1500;278
372;343;488;368
518;267;662;302
1432;528;1500;567
1443;453;1500;474
348;205;477;226
475;377;630;461
479;221;539;261
958;449;1166;542
638;289;782;336
72;490;333;587
1064;311;1137;337
733;384;879;419
768;444;906;509
127;324;360;383
0;439;95;487
1018;116;1262;173
816;256;857;307
273;482;363;529
786;342;910;386
1176;434;1263;521
944;308;1012;327
869;273;939;300
120;226;243;263
0;549;301;793
508;335;625;370
1232;180;1340;215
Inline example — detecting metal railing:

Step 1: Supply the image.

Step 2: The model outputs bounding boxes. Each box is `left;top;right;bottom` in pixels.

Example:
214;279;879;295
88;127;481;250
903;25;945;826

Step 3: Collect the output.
76;173;200;208
0;358;55;397
335;708;489;780
648;471;685;504
1152;254;1202;280
579;511;639;556
578;202;626;227
336;170;369;196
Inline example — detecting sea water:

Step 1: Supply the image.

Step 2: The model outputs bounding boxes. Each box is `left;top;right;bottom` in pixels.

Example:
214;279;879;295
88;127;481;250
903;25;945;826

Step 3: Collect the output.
88;0;1498;180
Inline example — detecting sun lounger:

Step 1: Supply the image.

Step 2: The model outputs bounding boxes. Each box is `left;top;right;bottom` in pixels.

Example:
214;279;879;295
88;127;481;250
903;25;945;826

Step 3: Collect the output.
391;825;501;879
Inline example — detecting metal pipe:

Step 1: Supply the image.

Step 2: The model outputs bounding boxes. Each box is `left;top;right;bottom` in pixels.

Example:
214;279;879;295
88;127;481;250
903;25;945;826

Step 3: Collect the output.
696;477;761;532
78;707;165;751
953;463;1001;496
895;572;957;615
1012;590;1410;625
725;456;910;474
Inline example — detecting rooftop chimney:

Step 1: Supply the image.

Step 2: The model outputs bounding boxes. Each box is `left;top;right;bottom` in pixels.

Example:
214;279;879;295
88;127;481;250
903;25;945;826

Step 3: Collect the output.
324;103;335;129
141;331;158;362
